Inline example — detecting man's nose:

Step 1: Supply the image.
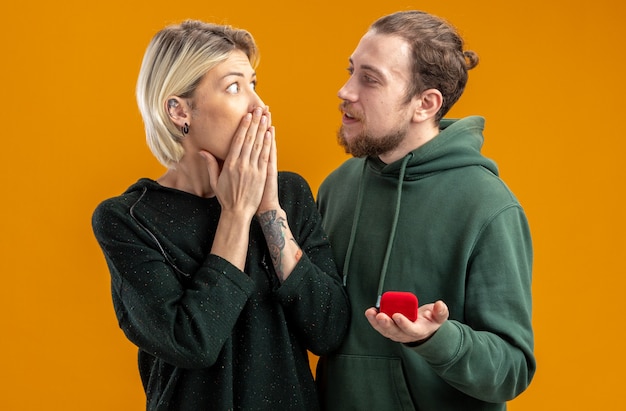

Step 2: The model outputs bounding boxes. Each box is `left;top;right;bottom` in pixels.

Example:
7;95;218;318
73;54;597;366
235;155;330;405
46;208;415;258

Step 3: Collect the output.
337;78;355;102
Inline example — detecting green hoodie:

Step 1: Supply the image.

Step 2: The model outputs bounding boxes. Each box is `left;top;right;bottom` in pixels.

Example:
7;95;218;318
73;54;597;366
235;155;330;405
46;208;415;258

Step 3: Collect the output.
316;116;535;410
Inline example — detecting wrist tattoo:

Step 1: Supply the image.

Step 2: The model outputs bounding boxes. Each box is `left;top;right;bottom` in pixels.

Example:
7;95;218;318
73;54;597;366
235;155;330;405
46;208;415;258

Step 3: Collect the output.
258;210;287;276
257;210;302;279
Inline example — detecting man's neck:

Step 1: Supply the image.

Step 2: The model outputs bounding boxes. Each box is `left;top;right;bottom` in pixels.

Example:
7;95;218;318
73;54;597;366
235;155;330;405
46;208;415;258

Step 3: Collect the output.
378;123;439;164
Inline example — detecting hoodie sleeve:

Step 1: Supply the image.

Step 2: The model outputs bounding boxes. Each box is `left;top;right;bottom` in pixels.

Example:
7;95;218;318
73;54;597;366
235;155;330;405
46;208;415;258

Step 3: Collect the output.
409;204;535;402
92;197;255;369
272;172;351;355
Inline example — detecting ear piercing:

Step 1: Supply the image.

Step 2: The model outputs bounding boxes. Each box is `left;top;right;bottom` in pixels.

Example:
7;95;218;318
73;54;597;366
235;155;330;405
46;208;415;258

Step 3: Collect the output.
167;99;188;135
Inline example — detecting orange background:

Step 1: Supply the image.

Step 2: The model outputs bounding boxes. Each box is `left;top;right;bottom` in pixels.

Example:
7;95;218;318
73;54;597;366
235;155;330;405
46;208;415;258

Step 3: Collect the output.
2;0;624;409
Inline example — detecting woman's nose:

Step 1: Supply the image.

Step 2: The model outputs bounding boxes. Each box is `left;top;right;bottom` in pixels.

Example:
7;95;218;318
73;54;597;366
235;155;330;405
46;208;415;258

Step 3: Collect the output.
250;101;265;114
250;90;265;111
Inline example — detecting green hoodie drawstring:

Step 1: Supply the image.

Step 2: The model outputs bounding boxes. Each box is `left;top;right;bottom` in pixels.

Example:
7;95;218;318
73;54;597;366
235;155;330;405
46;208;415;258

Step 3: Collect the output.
341;153;413;309
375;153;412;308
341;160;368;287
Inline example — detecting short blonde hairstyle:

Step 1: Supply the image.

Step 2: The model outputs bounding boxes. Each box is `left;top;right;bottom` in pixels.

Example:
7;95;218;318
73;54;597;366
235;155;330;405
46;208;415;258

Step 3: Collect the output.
136;20;259;167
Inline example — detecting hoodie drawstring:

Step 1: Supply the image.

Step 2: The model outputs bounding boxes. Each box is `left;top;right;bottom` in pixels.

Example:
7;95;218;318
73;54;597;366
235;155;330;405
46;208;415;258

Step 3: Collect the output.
341;154;413;309
375;153;411;308
341;160;368;286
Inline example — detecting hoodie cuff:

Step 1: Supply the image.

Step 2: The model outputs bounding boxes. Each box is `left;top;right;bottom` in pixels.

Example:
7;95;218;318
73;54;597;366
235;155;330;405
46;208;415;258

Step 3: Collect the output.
406;320;463;365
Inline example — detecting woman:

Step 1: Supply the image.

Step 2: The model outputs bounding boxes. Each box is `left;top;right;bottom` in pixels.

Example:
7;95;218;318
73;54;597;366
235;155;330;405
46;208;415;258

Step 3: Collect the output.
92;20;349;410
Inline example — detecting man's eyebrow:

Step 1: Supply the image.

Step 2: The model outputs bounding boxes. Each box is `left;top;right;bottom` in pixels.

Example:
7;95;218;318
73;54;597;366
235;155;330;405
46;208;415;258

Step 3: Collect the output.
348;58;385;78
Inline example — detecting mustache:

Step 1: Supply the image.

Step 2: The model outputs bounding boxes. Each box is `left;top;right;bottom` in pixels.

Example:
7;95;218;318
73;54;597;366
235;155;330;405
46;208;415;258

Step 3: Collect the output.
339;102;362;120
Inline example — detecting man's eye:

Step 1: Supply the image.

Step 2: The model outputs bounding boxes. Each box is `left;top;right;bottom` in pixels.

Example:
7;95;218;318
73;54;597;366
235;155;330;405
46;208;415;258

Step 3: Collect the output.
346;67;354;75
226;83;240;94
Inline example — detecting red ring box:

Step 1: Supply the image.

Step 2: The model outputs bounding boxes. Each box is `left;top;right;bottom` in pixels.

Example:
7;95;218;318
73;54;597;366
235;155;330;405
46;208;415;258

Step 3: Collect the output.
379;291;418;321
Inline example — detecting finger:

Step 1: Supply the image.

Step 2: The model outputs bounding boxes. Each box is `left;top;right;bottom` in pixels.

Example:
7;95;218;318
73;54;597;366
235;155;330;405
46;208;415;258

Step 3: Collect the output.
263;127;276;171
392;313;415;327
373;312;404;339
417;303;435;317
199;151;220;193
241;107;264;160
374;311;395;329
228;112;253;162
433;300;449;324
364;307;379;318
249;114;270;165
264;106;272;129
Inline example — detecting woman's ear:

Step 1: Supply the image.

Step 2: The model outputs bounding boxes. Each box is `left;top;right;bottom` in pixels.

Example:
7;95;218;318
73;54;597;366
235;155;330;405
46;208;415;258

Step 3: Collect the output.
413;89;443;123
165;96;189;127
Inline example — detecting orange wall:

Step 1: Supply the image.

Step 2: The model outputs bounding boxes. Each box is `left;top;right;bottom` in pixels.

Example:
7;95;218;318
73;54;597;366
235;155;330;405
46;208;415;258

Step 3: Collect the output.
2;1;624;409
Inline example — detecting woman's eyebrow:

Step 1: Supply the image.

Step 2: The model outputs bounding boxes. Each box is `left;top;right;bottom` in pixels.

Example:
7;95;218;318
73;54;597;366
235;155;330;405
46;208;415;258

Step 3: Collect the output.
220;71;257;80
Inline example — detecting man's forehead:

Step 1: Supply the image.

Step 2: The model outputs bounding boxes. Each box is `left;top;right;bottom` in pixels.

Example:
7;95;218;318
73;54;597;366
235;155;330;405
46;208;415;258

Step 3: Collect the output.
350;32;412;78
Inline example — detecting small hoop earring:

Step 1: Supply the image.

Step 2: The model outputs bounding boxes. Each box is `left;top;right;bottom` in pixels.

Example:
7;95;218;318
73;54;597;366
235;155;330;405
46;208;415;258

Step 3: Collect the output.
182;123;189;135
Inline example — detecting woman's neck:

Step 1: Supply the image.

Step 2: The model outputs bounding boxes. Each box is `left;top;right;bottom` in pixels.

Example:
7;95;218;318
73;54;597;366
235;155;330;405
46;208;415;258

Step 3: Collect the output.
157;160;216;198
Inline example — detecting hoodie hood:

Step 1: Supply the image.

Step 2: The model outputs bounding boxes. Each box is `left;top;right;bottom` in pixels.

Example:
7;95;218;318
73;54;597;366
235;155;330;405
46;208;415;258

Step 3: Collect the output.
370;116;498;178
341;116;499;302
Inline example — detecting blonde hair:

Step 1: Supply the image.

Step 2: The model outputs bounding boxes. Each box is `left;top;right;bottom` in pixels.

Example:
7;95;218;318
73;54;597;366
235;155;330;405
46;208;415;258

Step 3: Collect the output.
136;20;259;167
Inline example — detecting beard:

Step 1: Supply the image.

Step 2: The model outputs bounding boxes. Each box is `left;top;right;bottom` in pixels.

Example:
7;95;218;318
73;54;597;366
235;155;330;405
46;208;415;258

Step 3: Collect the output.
337;125;406;158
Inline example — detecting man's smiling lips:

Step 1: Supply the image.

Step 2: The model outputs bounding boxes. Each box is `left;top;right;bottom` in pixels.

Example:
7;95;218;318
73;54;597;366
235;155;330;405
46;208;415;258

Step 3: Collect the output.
340;106;360;125
343;112;357;124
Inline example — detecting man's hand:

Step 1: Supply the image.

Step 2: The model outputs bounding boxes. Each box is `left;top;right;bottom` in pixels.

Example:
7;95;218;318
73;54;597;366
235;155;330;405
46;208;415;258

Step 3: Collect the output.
365;300;449;344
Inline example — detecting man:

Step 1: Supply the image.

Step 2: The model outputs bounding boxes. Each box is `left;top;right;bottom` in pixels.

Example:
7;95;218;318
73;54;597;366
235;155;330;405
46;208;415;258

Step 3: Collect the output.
316;10;535;410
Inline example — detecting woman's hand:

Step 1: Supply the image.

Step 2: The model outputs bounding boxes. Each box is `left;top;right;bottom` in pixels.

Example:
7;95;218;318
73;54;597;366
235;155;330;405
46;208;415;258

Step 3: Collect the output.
246;109;303;282
201;106;272;220
257;109;279;214
200;106;272;271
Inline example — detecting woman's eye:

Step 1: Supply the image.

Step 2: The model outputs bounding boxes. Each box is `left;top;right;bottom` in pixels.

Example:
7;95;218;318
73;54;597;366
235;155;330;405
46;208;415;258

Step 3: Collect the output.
226;83;240;94
346;67;354;75
251;80;257;91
